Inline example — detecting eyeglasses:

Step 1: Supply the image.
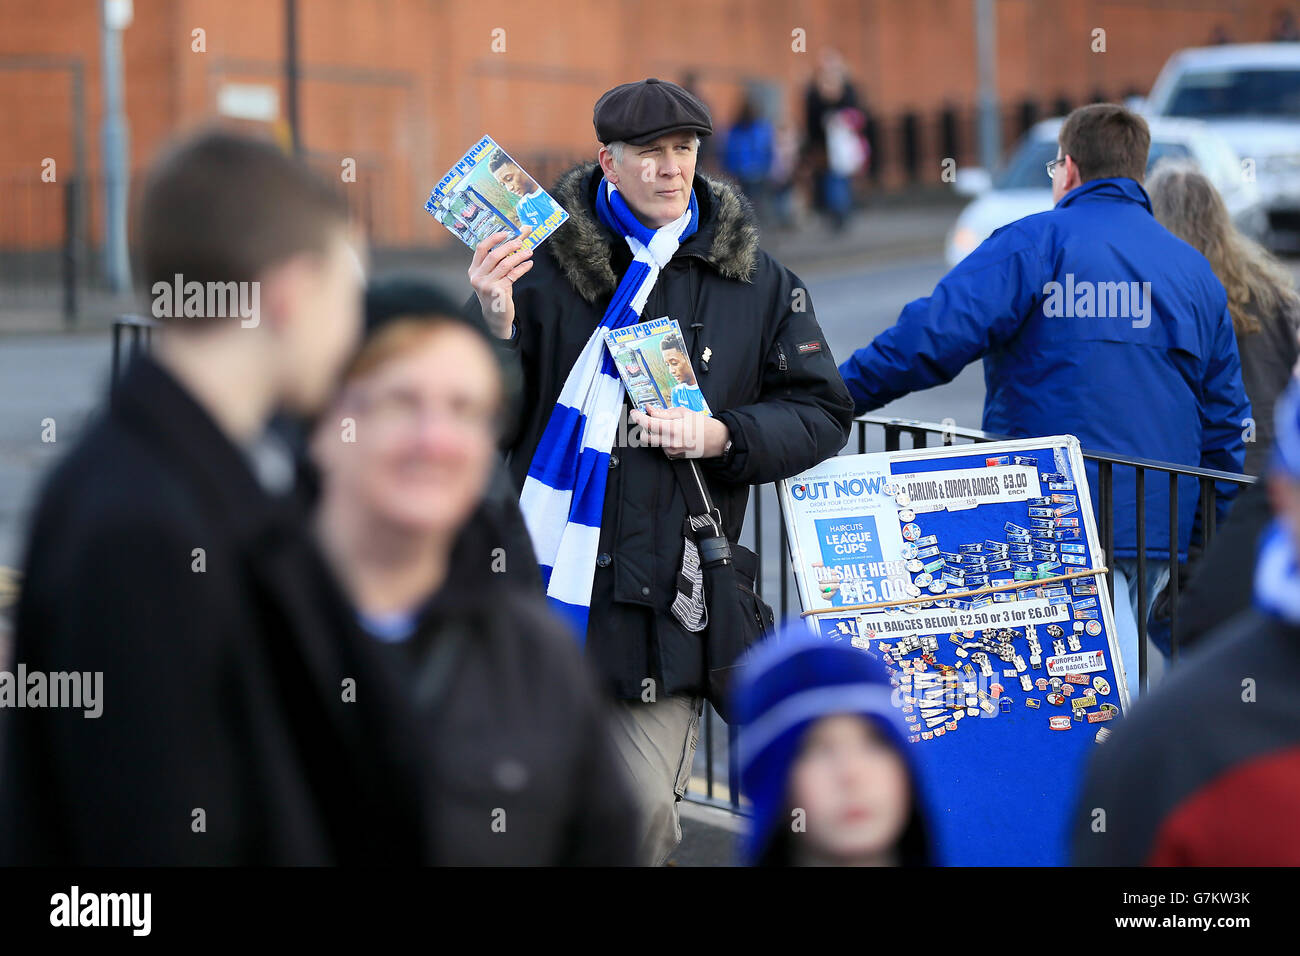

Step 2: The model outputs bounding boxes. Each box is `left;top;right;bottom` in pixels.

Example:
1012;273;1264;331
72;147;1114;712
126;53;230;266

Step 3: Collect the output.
1046;157;1067;180
345;386;500;438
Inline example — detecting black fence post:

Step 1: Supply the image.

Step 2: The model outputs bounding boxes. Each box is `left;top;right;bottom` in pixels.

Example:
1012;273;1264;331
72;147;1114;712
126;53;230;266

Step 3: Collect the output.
884;423;901;452
1135;467;1147;693
1169;472;1180;666
900;112;920;183
110;315;156;400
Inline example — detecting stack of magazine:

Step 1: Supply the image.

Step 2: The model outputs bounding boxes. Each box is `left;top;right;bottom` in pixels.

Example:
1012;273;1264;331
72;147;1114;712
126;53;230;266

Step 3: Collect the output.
605;316;711;415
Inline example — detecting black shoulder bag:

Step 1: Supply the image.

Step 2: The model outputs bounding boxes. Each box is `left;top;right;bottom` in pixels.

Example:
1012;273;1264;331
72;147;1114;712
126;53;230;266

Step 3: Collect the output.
668;458;775;723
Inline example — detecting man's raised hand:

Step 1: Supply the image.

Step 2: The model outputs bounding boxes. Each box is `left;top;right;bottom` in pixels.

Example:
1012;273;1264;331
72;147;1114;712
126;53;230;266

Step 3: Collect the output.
468;227;535;338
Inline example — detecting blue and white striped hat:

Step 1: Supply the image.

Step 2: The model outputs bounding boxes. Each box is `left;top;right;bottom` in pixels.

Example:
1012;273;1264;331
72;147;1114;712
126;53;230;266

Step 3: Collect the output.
730;627;934;866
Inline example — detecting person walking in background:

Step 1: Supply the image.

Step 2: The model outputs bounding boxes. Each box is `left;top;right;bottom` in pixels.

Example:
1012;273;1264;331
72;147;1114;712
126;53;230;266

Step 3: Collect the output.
803;49;864;231
1144;161;1300;654
722;89;775;218
1271;7;1300;42
837;104;1250;682
732;630;935;866
768;117;802;230
1148;161;1300;479
311;277;639;865
1074;380;1300;866
0;130;430;864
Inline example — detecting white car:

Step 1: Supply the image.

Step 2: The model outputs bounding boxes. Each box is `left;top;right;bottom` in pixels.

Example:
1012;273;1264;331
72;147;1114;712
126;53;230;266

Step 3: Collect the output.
945;116;1265;268
1143;43;1300;252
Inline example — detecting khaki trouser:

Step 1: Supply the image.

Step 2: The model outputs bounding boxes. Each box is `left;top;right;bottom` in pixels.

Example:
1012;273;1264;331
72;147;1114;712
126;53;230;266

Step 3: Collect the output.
608;695;701;866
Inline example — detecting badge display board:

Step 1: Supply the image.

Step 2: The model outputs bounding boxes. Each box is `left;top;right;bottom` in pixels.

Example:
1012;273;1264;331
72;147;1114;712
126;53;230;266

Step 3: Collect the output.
779;436;1128;865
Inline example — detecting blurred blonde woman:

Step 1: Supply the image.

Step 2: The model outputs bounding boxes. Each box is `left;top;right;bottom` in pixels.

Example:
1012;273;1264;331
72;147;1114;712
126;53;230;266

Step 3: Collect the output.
1148;161;1300;476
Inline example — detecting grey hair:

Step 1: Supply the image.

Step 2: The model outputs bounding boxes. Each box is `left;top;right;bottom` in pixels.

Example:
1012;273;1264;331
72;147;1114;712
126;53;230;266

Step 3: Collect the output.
605;135;701;164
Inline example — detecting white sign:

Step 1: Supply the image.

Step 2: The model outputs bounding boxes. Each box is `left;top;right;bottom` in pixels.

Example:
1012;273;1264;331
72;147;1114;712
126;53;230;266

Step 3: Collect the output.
896;464;1041;514
1046;649;1107;676
859;597;1070;640
217;83;281;123
105;0;134;29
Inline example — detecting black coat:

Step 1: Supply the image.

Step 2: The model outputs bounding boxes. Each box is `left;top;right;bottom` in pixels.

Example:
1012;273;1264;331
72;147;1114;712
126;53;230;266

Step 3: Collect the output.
1167;476;1272;651
0;357;429;864
370;512;639;865
491;162;854;699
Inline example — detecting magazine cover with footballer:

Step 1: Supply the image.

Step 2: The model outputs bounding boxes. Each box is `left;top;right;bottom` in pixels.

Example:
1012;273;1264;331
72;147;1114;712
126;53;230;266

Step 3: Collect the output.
425;135;568;251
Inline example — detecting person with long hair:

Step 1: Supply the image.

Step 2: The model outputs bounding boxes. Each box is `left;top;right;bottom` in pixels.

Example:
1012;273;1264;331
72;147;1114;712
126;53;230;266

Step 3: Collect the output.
1148;160;1300;477
1145;162;1300;654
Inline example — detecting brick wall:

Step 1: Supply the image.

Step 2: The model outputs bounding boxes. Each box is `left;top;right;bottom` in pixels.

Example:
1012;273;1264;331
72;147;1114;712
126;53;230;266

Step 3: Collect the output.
0;0;1286;250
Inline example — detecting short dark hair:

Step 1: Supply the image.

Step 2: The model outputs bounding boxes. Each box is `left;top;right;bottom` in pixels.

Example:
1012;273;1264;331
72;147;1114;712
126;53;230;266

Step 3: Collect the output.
1057;104;1150;183
135;128;348;309
660;333;687;354
488;150;516;173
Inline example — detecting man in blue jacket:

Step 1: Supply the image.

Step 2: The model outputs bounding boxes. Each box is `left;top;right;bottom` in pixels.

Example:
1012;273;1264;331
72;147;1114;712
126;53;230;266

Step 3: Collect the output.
839;104;1249;686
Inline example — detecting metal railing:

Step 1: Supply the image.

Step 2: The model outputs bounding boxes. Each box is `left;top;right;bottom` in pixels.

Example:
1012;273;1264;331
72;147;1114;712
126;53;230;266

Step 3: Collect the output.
686;414;1257;814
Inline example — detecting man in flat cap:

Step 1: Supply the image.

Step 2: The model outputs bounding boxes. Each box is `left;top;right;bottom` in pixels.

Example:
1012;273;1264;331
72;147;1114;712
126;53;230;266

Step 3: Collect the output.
468;77;854;865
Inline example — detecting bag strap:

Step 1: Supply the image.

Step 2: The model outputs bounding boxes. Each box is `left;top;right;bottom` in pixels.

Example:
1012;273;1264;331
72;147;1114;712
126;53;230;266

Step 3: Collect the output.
669;458;732;569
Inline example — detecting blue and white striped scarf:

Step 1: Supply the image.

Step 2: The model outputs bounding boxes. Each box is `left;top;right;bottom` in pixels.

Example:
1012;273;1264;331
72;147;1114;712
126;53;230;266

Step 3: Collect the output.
519;179;699;643
1254;522;1300;625
1257;380;1300;625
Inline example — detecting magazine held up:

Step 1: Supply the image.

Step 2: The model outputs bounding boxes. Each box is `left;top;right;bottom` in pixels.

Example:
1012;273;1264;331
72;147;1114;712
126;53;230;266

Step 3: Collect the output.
425;135;568;251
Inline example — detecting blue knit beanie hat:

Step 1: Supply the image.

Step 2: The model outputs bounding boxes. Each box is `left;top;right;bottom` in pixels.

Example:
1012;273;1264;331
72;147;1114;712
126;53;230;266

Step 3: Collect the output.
731;627;934;866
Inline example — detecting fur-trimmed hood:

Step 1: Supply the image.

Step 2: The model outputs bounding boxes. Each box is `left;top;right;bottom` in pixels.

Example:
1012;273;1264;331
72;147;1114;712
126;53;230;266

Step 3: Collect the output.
546;161;761;304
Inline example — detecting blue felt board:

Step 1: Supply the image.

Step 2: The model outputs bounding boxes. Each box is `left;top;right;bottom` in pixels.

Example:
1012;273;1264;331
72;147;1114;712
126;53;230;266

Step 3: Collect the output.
879;444;1126;866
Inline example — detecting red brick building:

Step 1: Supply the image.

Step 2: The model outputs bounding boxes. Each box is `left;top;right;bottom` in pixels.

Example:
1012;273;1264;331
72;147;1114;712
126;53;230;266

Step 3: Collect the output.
0;0;1288;252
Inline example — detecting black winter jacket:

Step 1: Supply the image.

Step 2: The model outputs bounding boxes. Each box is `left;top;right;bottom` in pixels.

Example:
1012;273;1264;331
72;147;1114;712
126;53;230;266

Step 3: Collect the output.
492;162;854;699
370;511;640;865
0;357;429;864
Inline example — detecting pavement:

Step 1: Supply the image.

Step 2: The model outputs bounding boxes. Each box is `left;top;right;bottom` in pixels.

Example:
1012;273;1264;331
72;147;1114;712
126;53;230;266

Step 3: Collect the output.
667;800;746;867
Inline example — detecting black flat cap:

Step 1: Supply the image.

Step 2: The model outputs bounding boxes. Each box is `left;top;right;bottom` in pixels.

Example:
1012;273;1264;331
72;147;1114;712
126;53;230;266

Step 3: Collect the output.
593;78;713;146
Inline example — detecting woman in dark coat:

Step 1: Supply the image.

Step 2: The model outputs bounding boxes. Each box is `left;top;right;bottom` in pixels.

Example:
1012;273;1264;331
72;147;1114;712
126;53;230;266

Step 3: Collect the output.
311;277;639;865
1147;162;1300;654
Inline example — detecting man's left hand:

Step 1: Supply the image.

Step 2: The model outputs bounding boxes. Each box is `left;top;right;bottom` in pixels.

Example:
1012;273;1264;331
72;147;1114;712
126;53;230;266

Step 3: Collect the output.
630;407;730;459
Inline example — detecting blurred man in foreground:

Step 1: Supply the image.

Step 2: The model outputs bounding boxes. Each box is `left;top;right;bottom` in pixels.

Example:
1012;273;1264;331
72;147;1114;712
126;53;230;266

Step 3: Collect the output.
0;131;429;864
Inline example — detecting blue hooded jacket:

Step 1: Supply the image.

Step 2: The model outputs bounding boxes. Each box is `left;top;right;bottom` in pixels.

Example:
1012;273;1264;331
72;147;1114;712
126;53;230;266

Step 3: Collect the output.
839;177;1250;560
